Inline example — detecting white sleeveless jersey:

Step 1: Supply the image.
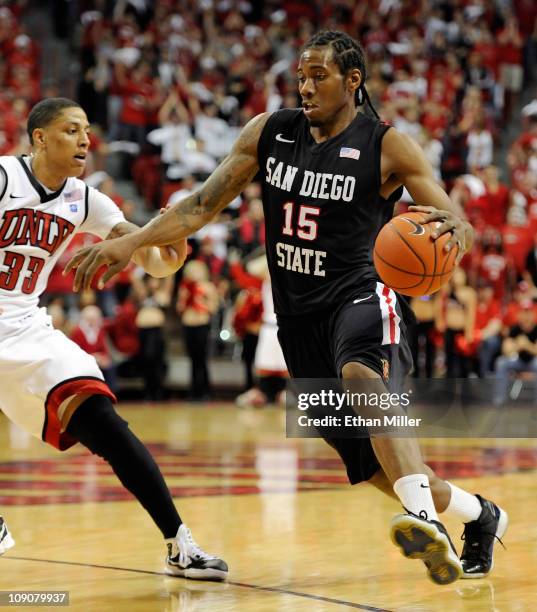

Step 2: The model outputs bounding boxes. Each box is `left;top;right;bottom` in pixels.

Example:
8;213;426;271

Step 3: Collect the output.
0;156;125;324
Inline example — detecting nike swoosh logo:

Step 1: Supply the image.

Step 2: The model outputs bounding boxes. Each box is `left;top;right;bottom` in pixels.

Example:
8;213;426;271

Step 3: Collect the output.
401;217;425;235
420;484;430;488
353;295;373;304
275;133;295;143
9;194;24;199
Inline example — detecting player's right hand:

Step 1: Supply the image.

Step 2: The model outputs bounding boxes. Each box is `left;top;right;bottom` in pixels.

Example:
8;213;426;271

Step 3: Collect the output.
64;235;136;291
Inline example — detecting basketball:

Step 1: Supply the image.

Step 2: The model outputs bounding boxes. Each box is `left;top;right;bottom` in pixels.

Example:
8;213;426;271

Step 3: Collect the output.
373;212;459;297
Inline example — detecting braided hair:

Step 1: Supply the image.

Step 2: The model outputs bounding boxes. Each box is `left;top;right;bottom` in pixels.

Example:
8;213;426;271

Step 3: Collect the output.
302;30;379;119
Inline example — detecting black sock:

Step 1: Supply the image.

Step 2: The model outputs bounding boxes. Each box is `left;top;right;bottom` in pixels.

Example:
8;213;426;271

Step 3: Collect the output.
66;395;181;538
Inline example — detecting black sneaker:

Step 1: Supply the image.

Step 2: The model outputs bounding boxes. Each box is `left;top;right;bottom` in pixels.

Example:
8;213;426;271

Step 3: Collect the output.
460;495;508;578
0;517;14;555
165;524;228;581
390;512;462;585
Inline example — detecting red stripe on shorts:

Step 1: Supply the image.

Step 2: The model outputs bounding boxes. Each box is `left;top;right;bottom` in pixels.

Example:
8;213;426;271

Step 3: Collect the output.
382;285;396;344
43;378;116;451
256;368;288;377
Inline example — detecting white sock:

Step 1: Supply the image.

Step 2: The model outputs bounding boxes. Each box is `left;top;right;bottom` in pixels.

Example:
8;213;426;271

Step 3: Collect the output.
393;474;439;521
442;483;482;523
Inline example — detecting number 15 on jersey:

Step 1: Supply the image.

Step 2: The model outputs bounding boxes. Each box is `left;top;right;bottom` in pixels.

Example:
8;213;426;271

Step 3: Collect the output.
277;201;326;277
281;202;320;241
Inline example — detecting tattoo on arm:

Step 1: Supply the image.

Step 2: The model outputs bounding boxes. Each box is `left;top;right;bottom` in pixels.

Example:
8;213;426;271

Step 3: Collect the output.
172;157;259;229
106;221;139;240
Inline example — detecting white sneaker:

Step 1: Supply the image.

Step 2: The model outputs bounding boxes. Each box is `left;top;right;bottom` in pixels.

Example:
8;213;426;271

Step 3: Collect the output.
0;517;14;555
165;524;228;581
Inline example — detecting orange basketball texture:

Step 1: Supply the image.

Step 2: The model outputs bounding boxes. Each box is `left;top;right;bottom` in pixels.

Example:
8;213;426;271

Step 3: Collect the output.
373;212;458;297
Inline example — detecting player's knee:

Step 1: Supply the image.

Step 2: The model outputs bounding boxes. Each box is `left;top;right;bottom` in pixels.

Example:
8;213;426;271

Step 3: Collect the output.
368;469;397;498
66;394;128;457
341;361;379;380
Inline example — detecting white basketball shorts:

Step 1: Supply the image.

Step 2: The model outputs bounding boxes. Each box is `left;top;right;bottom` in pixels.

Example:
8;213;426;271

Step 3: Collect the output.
0;309;115;451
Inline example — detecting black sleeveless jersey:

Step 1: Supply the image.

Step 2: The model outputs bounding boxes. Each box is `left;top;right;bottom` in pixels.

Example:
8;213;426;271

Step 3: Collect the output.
257;108;403;317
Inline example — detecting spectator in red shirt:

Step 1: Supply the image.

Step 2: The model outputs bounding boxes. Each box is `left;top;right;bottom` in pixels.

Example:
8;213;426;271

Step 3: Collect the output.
421;101;449;140
232;286;263;391
229;198;265;256
508;114;537;174
71;305;116;391
427;75;454;110
229;250;263;391
470;229;514;301
7;64;40;105
470;165;510;229
177;261;219;400
502;281;537;328
7;33;39;76
474;282;503;377
511;169;537;230
494;303;537;405
498;16;524;120
523;233;537;297
474;26;499;79
116;60;162;146
195;236;226;284
107;296;140;358
502;205;533;277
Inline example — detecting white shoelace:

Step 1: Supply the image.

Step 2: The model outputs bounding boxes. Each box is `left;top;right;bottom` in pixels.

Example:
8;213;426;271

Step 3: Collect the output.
178;525;216;567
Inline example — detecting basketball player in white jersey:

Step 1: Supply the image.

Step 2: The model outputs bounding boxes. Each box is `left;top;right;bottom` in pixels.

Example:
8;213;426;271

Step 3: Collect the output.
0;516;14;555
0;98;227;580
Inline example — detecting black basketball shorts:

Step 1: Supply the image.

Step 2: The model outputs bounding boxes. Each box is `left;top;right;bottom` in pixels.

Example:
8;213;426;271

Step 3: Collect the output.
277;281;413;484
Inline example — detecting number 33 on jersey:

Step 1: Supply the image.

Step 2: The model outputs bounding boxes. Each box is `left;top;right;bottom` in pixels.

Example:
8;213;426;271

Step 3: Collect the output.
0;156;124;323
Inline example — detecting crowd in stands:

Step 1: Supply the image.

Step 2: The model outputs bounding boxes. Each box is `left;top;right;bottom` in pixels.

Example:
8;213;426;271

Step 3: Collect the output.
3;0;537;398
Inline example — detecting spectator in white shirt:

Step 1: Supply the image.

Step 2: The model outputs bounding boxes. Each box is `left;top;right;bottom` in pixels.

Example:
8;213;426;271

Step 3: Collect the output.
194;104;239;160
466;115;493;170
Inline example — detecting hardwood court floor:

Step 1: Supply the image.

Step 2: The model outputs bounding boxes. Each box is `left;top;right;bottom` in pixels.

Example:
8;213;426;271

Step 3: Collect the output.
0;403;536;611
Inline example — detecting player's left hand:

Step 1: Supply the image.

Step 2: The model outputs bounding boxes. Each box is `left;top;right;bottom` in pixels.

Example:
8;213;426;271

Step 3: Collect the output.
409;205;472;265
157;240;188;271
65;234;136;291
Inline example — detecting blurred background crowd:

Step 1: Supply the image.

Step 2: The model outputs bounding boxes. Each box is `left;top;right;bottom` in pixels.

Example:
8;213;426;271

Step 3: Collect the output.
1;0;536;403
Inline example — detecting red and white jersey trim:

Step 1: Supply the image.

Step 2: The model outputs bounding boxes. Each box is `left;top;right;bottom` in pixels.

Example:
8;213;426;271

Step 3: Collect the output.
375;282;401;345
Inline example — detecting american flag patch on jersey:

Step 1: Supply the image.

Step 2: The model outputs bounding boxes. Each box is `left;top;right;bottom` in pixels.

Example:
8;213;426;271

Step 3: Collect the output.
64;189;82;202
339;147;360;160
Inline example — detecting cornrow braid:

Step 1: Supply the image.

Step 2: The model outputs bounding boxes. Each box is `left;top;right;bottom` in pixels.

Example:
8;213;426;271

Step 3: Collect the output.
302;30;380;120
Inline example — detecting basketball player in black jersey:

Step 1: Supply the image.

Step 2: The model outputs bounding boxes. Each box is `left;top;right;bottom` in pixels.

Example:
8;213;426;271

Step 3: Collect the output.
68;31;507;584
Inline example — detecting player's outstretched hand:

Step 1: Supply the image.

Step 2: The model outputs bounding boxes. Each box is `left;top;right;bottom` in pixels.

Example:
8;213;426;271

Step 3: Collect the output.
65;234;136;291
409;205;472;265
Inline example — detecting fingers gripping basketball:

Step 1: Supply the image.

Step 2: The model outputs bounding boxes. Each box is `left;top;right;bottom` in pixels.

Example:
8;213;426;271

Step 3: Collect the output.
374;212;458;297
